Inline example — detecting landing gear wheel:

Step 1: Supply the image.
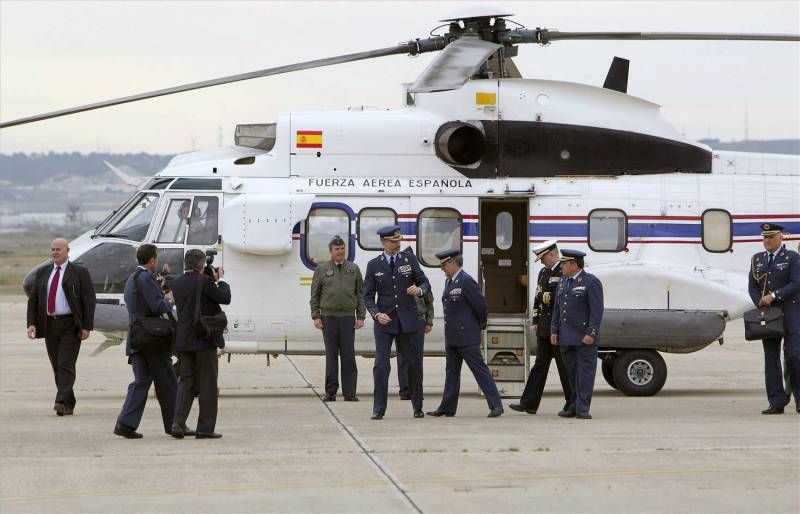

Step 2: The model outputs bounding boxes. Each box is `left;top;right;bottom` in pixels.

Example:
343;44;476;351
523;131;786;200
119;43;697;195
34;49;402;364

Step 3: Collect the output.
601;354;618;390
612;350;667;397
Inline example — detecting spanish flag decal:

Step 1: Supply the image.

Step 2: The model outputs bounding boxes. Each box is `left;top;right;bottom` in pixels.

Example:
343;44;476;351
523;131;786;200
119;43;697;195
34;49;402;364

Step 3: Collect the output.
296;130;323;148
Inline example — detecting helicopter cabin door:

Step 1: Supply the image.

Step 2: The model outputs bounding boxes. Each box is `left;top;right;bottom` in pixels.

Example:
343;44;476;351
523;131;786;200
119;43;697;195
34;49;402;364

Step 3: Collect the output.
479;199;528;314
151;191;223;278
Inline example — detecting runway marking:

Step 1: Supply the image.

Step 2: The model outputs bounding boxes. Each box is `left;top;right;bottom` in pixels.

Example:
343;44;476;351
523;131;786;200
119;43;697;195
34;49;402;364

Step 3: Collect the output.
285;356;423;514
1;466;796;503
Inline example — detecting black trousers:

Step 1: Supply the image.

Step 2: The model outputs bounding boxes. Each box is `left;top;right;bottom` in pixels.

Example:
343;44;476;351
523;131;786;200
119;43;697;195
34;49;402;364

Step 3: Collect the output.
438;343;502;414
397;319;425;397
321;316;357;397
373;329;422;415
519;336;572;411
174;349;218;433
117;351;177;432
45;317;81;409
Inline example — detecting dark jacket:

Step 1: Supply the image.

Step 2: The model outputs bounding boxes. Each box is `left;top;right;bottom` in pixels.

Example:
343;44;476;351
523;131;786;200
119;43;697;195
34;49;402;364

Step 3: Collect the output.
171;272;231;352
26;260;96;338
441;270;487;347
550;270;604;346
123;267;173;355
363;250;430;334
748;246;800;306
531;261;562;338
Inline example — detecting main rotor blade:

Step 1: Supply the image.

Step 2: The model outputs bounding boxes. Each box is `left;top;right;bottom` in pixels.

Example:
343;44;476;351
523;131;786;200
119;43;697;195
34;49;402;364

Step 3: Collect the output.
538;31;800;43
409;37;502;93
0;43;439;129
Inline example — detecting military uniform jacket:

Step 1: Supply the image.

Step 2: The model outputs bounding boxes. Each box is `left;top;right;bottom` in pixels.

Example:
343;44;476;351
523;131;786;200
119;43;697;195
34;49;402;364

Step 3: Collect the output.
363;251;430;334
26;260;96;338
550;270;604;346
532;262;562;338
748;246;800;308
442;270;487;347
309;260;366;319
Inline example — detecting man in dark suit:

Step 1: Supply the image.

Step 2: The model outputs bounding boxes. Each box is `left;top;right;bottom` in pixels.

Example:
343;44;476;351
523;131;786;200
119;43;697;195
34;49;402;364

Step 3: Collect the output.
170;249;231;438
748;223;800;414
551;249;604;420
426;250;503;418
363;225;430;420
26;238;96;416
510;240;572;415
114;244;181;439
397;246;434;401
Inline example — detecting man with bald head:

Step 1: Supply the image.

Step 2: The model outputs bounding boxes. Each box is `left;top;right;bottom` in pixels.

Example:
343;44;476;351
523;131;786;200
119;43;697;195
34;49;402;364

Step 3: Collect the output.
27;238;96;416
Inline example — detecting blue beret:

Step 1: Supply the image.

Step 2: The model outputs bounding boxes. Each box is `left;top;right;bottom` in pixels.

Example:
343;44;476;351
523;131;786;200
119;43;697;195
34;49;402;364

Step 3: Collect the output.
761;223;784;236
377;225;402;241
559;248;586;261
435;249;460;263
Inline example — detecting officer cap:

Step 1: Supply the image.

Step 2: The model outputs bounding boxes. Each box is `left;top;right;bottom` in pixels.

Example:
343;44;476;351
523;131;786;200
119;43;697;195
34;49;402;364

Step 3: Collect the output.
532;239;558;262
761;223;784;236
559;248;586;262
435;249;460;264
329;235;346;247
377;225;402;241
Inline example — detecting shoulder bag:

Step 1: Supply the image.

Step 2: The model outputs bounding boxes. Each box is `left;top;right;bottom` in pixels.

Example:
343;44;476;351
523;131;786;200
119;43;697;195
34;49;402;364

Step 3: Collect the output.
129;269;175;352
194;274;227;347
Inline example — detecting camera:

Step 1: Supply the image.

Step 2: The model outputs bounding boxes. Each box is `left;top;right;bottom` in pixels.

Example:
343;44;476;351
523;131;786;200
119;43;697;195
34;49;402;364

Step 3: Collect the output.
204;249;218;280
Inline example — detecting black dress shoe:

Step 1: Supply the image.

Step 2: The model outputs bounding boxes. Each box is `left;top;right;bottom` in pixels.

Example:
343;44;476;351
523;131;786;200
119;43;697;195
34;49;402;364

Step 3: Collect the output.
323;393;336;402
414;410;424;418
343;396;359;402
487;406;504;418
399;394;411;400
371;413;383;420
170;425;185;439
425;409;455;417
196;432;223;439
761;406;784;415
558;409;576;418
576;413;593;419
54;403;65;416
509;403;536;414
114;423;143;439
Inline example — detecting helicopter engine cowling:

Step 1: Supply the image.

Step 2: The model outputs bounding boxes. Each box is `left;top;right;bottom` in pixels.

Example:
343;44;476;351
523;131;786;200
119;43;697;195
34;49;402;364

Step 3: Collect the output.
435;121;487;167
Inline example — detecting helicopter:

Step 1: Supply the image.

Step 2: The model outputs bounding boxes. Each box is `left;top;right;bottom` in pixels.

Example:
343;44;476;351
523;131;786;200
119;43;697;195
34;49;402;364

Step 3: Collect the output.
5;6;799;397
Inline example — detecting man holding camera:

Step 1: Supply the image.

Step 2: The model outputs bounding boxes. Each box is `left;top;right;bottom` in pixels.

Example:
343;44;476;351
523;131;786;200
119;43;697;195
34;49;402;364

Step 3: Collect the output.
115;244;179;439
169;249;231;439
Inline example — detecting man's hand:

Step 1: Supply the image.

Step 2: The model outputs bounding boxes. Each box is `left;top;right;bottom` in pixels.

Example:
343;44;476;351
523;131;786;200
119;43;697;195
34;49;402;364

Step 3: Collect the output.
550;334;558;346
27;325;36;339
217;267;224;279
355;319;365;329
313;318;323;330
80;330;91;341
424;323;432;334
582;335;595;345
759;294;774;307
406;285;422;297
376;313;391;325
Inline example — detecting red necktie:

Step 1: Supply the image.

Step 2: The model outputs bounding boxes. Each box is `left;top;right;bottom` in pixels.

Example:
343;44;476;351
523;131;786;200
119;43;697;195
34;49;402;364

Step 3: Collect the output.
47;266;61;315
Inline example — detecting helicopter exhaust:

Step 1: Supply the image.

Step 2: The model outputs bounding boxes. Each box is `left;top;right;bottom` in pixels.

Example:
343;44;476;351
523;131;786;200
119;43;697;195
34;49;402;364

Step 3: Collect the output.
435;121;487;166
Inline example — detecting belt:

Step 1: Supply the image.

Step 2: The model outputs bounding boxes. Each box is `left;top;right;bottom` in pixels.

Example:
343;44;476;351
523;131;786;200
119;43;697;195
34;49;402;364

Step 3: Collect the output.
47;314;73;320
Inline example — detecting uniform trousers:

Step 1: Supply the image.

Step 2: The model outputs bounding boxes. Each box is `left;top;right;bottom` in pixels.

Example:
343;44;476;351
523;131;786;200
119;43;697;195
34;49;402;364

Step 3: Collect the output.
117;350;177;432
373;329;422;415
519;336;572;411
438;343;502;414
45;317;81;409
321;316;357;397
763;335;800;408
560;344;598;415
174;349;218;433
397;319;425;398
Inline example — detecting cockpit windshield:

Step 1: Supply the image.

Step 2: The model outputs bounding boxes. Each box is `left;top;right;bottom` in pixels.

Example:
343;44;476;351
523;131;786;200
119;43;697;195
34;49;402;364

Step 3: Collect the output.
94;192;160;241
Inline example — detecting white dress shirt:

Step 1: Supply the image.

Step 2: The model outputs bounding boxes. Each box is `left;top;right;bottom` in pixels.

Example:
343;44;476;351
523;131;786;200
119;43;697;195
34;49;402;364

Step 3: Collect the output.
47;261;72;315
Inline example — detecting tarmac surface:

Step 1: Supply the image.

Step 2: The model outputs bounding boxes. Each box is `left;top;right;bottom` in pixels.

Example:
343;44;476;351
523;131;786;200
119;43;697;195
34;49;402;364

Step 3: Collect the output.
0;294;798;513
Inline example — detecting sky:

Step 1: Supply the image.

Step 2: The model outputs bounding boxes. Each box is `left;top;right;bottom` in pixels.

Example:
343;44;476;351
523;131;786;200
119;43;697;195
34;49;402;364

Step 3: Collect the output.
0;0;798;155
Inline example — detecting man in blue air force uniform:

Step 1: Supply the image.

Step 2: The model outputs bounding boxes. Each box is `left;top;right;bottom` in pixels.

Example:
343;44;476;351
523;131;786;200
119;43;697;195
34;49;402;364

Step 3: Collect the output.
363;225;430;419
426;249;504;418
551;249;604;419
748;223;800;414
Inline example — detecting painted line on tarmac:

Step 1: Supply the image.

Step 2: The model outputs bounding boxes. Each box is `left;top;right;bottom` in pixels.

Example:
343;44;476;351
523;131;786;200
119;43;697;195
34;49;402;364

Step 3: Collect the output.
2;466;796;503
285;356;423;514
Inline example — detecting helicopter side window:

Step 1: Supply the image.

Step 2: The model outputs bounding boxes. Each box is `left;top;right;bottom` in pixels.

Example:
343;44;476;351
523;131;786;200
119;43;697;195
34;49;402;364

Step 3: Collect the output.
357;208;397;250
417;208;462;267
102;193;160;242
73;243;137;294
187;197;219;245
588;209;627;252
306;207;350;265
157;199;192;244
701;209;732;253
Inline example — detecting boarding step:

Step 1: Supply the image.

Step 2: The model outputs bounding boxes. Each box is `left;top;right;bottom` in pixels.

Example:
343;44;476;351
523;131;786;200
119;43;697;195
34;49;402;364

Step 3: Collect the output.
483;316;530;398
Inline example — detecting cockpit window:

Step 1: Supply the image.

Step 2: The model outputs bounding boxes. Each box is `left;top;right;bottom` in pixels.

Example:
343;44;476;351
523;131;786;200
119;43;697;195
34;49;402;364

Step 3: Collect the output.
144;178;173;190
98;193;160;242
157;199;191;243
74;243;137;294
170;178;222;190
187;197;220;245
